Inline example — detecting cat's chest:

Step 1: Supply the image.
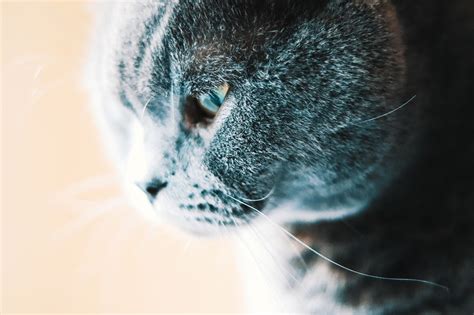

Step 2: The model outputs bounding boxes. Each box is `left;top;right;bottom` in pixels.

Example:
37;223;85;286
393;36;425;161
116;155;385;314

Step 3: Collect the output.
234;227;301;313
234;226;372;314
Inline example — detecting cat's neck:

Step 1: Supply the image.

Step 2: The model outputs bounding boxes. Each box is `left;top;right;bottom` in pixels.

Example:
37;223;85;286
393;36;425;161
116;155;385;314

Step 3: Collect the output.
235;220;376;314
236;193;472;314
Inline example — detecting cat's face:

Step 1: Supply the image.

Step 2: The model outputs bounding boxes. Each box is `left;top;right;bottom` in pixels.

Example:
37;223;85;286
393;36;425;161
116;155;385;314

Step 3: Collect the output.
89;0;408;234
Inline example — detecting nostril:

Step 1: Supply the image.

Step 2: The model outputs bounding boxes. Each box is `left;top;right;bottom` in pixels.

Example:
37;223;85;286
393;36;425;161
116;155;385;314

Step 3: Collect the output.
147;181;168;198
137;180;168;200
146;185;159;197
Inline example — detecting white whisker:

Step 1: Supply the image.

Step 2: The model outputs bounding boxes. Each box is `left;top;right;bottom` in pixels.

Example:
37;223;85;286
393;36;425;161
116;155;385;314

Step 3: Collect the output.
50;196;127;242
353;95;417;126
240;187;275;202
225;193;450;292
179;238;193;259
33;64;45;80
140;97;153;120
247;223;299;284
51;174;118;204
229;219;284;309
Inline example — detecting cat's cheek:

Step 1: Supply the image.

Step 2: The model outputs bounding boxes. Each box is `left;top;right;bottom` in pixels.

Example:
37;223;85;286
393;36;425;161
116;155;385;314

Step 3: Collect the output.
124;119;147;184
120;120;171;222
191;95;236;146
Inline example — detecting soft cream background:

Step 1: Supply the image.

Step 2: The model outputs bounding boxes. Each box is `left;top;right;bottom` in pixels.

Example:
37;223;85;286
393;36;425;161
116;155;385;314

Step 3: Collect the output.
2;2;244;313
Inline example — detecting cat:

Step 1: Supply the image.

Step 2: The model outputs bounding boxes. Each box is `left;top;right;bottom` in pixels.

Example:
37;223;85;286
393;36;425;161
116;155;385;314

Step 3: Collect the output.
85;0;474;313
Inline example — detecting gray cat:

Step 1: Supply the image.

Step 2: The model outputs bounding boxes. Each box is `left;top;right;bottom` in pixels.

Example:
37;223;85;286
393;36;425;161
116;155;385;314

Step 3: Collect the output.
86;0;474;313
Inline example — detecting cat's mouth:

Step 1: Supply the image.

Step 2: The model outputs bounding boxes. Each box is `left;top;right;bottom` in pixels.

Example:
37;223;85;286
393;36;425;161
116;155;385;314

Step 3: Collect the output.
177;198;265;221
133;174;271;233
165;193;268;234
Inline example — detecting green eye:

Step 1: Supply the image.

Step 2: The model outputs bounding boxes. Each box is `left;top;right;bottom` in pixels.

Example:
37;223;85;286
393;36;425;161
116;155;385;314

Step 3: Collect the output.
197;82;230;116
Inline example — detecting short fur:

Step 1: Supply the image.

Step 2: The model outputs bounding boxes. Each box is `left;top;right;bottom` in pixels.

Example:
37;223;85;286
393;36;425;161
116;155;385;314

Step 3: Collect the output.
86;0;474;313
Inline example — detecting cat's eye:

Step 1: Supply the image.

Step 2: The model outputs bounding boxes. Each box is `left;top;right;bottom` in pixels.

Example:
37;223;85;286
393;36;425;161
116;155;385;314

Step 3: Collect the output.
196;82;230;116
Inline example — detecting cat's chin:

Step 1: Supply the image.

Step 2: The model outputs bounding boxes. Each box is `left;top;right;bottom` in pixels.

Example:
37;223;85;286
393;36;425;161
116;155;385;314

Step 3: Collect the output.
156;210;243;238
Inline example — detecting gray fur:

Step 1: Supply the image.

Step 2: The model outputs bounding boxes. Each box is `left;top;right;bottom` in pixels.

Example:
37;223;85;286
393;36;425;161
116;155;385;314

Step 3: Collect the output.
86;0;474;313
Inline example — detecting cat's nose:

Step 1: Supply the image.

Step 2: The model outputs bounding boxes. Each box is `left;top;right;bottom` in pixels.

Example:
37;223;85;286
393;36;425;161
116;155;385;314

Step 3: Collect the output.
137;179;168;201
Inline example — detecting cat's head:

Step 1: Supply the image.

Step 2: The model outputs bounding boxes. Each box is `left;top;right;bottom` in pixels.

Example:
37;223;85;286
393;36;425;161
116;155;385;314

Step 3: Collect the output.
88;0;410;234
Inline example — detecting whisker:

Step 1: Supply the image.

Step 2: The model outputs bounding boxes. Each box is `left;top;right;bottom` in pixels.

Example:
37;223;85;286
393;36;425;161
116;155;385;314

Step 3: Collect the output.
228;216;299;311
140;96;153;120
351;95;417;126
274;224;309;278
29;74;75;101
225;193;450;292
240;187;275;202
175;237;193;262
247;223;299;285
251;223;309;309
50;196;127;242
229;219;284;309
51;173;118;204
33;64;45;80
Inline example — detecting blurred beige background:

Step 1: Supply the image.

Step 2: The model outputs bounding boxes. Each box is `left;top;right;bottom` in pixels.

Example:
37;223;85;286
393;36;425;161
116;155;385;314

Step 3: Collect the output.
2;2;244;313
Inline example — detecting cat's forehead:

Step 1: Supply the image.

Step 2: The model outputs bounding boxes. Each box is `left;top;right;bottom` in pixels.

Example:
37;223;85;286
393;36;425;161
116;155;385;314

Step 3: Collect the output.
113;0;387;107
163;0;328;86
168;2;324;49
